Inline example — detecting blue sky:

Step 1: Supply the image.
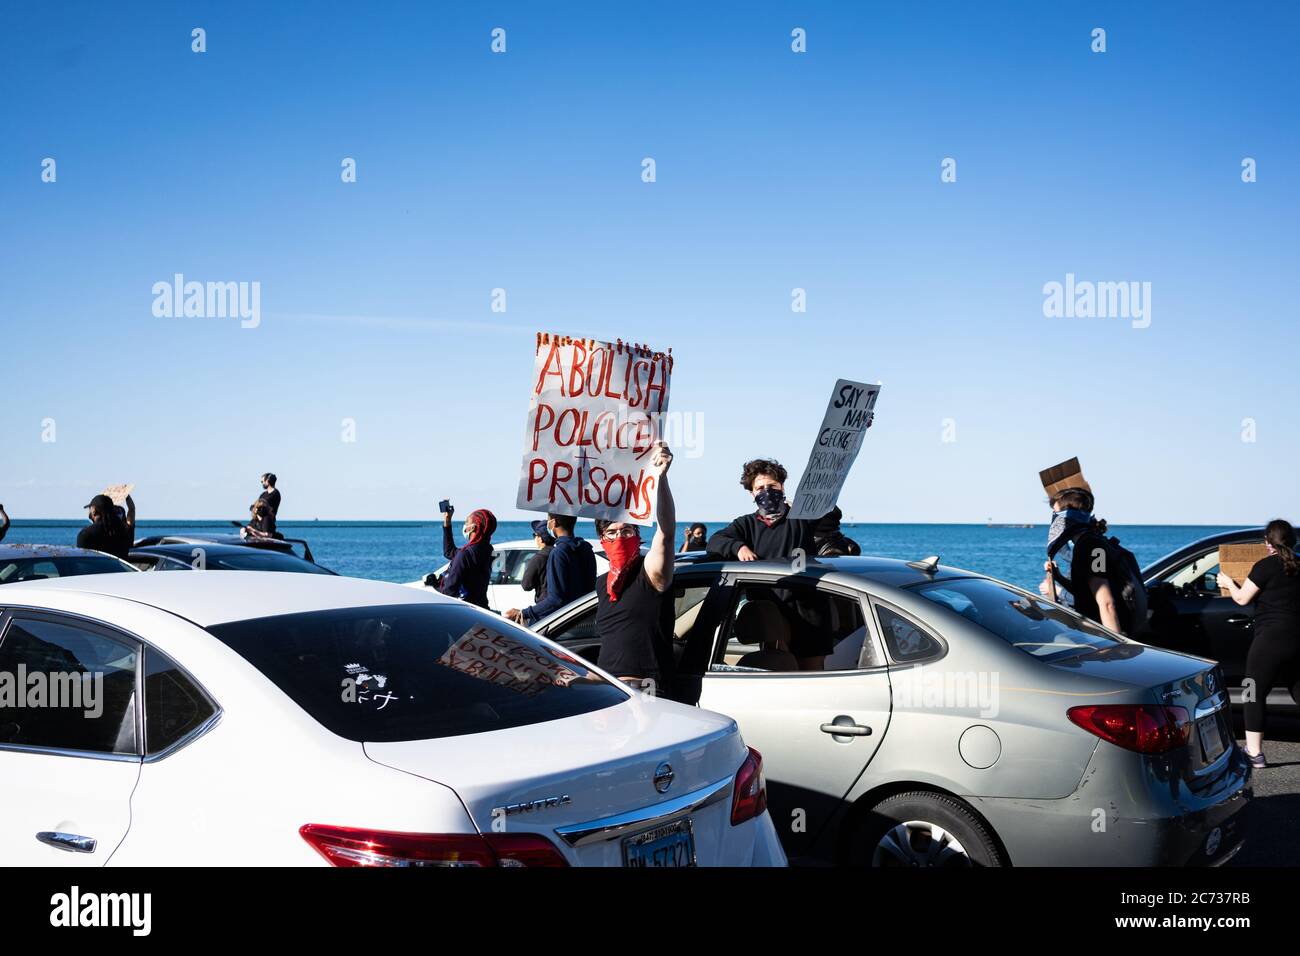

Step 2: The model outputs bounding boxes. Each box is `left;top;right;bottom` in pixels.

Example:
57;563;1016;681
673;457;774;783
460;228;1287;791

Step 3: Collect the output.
2;1;1297;524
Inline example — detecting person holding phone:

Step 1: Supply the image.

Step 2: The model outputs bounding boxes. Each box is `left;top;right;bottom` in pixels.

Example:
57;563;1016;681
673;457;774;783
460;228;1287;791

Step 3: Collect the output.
434;502;496;610
1217;519;1300;769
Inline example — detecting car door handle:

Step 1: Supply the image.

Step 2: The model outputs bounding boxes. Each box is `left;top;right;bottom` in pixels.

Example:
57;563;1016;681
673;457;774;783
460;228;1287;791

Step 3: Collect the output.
36;831;97;854
820;721;872;737
1226;617;1254;627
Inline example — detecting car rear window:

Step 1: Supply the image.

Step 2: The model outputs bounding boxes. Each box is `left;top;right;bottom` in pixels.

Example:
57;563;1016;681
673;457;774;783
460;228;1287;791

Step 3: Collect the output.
0;556;136;584
208;551;333;574
911;577;1122;661
205;603;626;742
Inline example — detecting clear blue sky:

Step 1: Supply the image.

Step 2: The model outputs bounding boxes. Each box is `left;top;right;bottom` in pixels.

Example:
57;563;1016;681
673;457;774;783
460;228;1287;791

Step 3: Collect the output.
2;1;1296;524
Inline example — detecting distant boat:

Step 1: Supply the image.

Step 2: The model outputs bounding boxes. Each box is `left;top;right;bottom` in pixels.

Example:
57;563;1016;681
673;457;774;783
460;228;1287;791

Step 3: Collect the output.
987;520;1035;528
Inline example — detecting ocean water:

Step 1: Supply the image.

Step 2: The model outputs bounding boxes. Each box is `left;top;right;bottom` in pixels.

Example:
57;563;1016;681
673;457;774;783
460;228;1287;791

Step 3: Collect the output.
4;519;1247;590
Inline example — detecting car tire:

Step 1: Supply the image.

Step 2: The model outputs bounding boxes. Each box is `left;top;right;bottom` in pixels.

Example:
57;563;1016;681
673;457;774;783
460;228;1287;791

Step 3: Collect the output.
851;791;1006;868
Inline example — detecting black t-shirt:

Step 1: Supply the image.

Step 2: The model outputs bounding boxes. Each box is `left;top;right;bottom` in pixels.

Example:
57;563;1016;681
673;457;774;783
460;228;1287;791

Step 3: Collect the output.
76;521;132;560
595;558;675;685
1248;555;1300;631
1061;529;1110;626
259;488;281;516
706;507;843;563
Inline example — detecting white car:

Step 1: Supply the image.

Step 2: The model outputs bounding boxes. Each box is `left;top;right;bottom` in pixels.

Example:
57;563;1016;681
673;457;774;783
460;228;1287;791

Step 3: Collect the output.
407;538;609;614
0;571;784;867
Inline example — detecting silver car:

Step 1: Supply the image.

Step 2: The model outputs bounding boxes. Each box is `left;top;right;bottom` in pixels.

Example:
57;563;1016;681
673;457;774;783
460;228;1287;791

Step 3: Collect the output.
534;554;1252;867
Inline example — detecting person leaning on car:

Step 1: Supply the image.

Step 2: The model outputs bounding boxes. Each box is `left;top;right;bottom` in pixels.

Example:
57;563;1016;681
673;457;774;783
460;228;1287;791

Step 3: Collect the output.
506;513;596;627
706;458;846;564
521;519;556;604
77;493;135;560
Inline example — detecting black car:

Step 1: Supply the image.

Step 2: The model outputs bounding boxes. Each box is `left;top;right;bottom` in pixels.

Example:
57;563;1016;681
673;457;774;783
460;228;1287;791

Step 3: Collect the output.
0;543;137;584
1142;527;1298;713
132;532;320;564
130;540;334;575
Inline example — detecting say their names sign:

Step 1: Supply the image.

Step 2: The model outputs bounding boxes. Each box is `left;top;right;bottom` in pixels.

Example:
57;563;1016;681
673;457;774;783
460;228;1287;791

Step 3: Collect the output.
790;379;880;519
517;333;674;525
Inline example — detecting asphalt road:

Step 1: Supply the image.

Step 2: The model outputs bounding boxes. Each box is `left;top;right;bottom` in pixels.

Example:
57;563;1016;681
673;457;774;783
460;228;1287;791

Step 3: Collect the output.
1229;712;1300;866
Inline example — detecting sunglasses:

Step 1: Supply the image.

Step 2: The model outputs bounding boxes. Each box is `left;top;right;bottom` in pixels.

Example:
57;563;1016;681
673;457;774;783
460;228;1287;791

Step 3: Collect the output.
602;527;641;540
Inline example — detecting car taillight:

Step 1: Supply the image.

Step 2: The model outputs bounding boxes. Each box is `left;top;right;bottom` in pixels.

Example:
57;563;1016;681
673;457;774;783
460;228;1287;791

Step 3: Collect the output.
1067;705;1191;754
731;747;768;825
300;825;568;867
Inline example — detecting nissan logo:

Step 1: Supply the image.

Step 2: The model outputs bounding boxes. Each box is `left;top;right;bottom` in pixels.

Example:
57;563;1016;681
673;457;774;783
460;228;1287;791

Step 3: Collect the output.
653;762;674;793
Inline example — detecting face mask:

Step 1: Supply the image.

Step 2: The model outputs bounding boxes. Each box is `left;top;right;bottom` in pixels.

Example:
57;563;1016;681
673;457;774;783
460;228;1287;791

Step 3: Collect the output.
602;533;642;601
1047;508;1092;559
754;487;786;518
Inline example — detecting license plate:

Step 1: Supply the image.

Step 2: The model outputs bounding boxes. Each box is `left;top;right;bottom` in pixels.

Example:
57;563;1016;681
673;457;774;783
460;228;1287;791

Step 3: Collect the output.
622;818;696;867
1197;713;1227;763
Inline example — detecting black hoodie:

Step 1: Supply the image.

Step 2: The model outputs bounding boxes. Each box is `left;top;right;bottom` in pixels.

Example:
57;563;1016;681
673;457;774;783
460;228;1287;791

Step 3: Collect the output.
707;506;844;562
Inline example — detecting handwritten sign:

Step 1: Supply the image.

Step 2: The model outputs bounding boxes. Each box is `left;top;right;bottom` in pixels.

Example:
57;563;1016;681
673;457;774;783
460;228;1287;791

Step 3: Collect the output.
101;484;134;505
790;379;880;519
517;332;673;525
438;624;586;697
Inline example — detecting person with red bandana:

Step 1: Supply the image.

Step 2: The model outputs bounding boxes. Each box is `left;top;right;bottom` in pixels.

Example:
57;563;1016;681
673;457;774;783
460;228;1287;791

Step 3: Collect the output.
592;441;680;700
433;503;496;610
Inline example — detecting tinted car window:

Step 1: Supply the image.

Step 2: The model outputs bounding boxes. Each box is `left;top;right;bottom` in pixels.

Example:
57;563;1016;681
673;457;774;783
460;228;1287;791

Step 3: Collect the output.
0;617;139;754
0;555;136;584
874;603;943;664
206;551;332;574
205;603;625;742
144;647;217;755
913;577;1121;661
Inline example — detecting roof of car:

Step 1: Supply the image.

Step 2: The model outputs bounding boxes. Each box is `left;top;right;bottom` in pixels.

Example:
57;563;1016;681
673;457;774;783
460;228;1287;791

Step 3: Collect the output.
0;543;117;560
130;542;305;559
132;533;295;552
669;553;974;588
0;571;451;626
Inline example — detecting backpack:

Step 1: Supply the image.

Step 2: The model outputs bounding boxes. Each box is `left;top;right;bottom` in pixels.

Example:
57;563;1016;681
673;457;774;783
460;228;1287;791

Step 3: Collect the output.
1090;534;1148;637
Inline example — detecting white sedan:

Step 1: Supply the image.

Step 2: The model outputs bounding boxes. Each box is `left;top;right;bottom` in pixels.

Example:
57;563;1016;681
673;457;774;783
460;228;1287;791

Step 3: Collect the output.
406;539;609;613
0;572;784;867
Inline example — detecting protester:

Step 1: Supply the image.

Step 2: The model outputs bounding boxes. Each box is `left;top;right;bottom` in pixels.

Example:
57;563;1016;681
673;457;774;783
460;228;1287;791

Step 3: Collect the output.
432;503;495;609
242;499;277;539
1040;489;1127;633
77;493;135;560
507;514;597;627
706;458;845;562
0;503;8;543
521;519;555;603
680;522;708;552
591;441;679;698
1217;519;1300;769
259;473;281;517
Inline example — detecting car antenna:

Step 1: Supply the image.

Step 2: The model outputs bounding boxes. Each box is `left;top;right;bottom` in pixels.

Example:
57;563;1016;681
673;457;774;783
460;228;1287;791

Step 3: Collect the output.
907;555;941;573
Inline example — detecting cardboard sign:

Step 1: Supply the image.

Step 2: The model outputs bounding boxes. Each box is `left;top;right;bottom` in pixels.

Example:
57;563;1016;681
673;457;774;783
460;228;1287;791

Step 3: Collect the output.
101;484;134;505
1039;458;1091;501
790;379;880;520
517;333;673;526
1219;543;1270;596
438;624;585;697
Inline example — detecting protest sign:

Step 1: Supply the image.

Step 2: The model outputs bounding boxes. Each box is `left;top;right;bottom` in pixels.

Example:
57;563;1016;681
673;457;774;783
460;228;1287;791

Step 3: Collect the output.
438;624;586;697
1039;458;1092;501
1219;543;1270;596
517;333;673;525
102;484;134;505
790;379;880;519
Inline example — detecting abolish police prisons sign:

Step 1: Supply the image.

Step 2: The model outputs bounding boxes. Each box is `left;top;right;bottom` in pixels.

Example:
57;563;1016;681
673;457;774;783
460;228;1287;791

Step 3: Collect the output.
790;379;880;519
517;333;673;525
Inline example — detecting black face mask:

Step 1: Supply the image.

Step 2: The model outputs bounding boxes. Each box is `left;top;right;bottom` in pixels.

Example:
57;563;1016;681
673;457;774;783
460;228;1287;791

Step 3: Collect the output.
754;487;785;518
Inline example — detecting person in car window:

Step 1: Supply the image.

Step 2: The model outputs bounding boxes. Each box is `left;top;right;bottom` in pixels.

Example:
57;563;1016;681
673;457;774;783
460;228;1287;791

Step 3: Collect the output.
508;513;596;626
1217;519;1300;769
592;442;683;699
1040;489;1121;633
521;519;555;604
242;499;277;539
77;493;135;560
435;504;496;610
706;458;846;563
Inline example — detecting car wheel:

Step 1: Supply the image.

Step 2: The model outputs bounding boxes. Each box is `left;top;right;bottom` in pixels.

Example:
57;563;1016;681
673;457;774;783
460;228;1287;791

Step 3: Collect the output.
852;792;1005;868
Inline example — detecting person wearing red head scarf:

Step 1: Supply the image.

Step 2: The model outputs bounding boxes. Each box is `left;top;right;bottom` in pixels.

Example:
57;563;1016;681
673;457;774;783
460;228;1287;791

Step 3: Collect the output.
592;441;684;700
434;503;496;609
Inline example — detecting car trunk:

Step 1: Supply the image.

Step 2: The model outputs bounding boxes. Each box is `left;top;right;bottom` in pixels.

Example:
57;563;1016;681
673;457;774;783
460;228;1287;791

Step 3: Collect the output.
364;699;748;866
1049;643;1232;779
